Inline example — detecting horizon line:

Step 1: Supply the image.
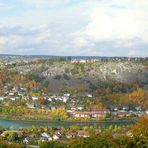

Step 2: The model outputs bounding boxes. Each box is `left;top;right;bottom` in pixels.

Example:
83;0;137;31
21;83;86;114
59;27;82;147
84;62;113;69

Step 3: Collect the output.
0;54;147;58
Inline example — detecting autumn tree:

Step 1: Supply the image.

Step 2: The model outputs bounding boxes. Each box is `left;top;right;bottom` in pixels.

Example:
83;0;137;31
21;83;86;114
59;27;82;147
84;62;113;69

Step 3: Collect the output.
132;116;148;147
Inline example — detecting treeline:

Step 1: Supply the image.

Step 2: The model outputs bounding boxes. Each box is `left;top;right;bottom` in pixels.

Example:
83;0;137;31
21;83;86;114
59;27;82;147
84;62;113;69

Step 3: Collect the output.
0;106;68;120
39;135;144;148
0;137;24;148
94;82;148;108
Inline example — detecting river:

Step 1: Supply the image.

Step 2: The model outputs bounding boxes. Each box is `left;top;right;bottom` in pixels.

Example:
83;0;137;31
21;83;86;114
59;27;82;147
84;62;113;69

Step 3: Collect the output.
0;119;135;130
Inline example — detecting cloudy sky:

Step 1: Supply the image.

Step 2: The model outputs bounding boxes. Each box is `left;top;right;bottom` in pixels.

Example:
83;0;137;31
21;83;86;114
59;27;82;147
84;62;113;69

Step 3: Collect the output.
0;0;148;56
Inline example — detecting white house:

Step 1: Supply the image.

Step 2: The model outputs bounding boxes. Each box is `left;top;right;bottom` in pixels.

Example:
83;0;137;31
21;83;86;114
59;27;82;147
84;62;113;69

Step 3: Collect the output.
48;98;52;102
53;134;59;140
23;137;29;144
64;93;70;97
87;94;93;98
41;132;50;138
0;97;4;101
80;60;86;63
73;112;90;118
26;103;35;109
32;97;38;101
91;112;106;118
77;106;84;110
63;97;68;103
8;92;15;96
41;132;53;141
10;97;16;101
145;110;148;115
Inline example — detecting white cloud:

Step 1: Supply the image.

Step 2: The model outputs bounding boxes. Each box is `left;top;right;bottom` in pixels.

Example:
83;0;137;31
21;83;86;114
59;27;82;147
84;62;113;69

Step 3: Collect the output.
128;49;146;57
0;25;51;53
0;0;147;56
0;2;12;10
0;37;8;45
128;50;137;57
74;0;148;47
22;0;70;8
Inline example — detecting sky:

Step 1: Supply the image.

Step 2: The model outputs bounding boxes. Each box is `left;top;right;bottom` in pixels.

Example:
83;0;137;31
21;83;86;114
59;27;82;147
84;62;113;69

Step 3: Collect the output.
0;0;148;57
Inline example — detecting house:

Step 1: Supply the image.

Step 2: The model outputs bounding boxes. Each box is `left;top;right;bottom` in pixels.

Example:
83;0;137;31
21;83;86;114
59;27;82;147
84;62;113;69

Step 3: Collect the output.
91;112;106;118
32;97;38;101
115;111;130;117
53;134;60;140
54;131;62;137
51;95;57;99
113;133;126;137
10;97;16;101
64;93;70;97
20;87;27;91
87;94;93;98
8;92;15;97
91;110;110;118
145;110;148;115
73;112;90;118
77;106;84;111
23;135;35;144
135;106;141;111
123;106;129;111
77;131;90;138
51;106;56;110
71;107;77;111
65;132;76;138
63;97;68;103
136;111;144;117
108;105;118;111
48;98;52;102
66;110;73;114
91;109;110;114
114;107;118;111
12;87;18;92
73;109;109;118
0;97;4;101
18;93;24;97
23;137;29;144
71;59;78;63
26;103;35;109
41;132;52;141
79;59;86;63
126;130;133;137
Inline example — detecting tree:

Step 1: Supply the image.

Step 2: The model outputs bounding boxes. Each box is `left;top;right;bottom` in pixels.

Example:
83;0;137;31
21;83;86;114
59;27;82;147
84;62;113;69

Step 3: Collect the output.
132;116;148;147
116;136;135;148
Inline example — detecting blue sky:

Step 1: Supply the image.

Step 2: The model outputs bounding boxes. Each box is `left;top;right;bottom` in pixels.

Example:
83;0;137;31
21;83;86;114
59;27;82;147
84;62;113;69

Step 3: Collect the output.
0;0;148;56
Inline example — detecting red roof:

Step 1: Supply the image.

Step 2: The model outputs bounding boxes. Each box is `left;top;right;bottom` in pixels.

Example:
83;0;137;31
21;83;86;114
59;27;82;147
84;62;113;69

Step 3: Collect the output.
116;111;129;115
77;131;89;137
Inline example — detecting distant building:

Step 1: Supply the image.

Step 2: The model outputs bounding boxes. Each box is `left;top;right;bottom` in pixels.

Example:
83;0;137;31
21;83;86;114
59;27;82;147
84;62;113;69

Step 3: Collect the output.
77;131;90;138
0;97;4;101
32;97;39;101
65;132;76;138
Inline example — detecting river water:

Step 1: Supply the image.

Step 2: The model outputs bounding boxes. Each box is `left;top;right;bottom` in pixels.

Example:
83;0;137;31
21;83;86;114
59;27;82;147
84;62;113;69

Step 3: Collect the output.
0;119;135;130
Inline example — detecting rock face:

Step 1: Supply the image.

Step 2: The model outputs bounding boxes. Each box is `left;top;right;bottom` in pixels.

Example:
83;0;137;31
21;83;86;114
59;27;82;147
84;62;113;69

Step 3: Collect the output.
13;61;148;84
90;62;147;83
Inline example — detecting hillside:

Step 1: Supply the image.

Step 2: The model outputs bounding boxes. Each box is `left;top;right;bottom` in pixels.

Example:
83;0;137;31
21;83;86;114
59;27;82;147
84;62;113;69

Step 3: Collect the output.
10;60;148;92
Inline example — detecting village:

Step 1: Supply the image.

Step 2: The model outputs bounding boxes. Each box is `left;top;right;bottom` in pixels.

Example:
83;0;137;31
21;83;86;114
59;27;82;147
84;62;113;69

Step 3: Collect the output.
0;121;135;146
0;86;147;121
